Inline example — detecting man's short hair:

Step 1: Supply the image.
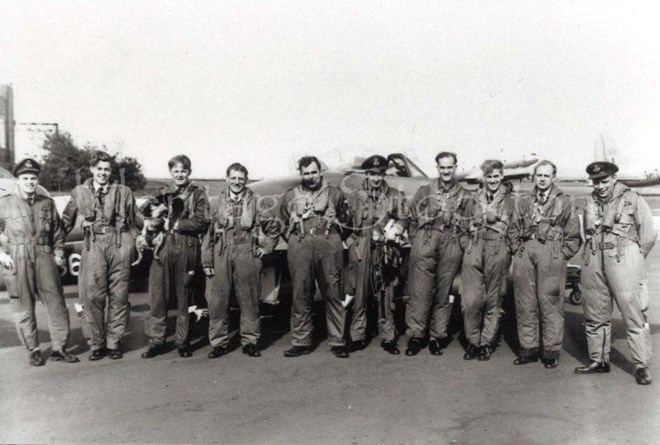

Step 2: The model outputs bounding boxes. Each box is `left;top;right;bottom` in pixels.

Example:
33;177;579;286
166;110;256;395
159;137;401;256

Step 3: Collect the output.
534;160;557;176
89;150;113;167
480;159;504;175
435;151;457;165
298;156;321;172
226;162;248;178
168;154;191;171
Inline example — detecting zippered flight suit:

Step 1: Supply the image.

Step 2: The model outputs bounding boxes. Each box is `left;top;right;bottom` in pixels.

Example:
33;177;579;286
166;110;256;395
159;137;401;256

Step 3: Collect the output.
510;185;581;360
62;179;141;351
580;183;657;367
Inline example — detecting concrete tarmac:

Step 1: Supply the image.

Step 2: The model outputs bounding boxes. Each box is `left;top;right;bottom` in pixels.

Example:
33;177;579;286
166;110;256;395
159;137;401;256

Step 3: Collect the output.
1;248;660;444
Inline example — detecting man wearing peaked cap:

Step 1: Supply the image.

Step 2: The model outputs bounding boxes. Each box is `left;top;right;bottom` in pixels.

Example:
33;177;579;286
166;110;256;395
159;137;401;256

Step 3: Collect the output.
12;158;41;177
577;159;657;385
362;155;388;172
344;154;406;355
586;161;619;180
0;158;79;366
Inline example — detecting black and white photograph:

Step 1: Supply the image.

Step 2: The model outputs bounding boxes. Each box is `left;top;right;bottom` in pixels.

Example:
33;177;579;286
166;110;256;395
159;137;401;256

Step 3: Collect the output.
1;1;660;443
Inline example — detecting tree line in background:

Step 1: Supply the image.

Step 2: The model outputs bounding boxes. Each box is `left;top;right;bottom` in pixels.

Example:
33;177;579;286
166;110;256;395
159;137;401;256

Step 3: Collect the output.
38;132;147;192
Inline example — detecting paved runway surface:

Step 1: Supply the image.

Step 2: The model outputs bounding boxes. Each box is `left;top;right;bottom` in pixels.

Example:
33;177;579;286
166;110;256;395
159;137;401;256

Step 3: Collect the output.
2;242;660;444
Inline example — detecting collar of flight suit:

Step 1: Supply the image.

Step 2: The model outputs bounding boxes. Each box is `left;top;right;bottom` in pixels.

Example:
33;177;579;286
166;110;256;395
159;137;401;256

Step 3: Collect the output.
84;178;111;195
433;178;461;197
533;183;561;204
361;177;390;199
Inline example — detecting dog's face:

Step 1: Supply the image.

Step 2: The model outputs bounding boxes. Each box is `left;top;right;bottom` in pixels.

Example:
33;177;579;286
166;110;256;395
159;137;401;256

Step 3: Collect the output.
147;218;165;232
151;203;168;218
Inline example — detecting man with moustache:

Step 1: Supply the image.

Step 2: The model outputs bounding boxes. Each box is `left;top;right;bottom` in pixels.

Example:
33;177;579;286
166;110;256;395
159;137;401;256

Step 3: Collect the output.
62;151;141;361
461;159;515;361
576;161;656;385
0;159;78;365
142;155;210;359
275;156;352;358
510;160;581;369
202;163;276;359
345;155;407;355
405;152;471;356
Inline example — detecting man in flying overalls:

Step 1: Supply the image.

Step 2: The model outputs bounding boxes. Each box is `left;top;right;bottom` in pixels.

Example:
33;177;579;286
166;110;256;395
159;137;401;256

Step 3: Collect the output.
461;160;515;361
202;163;276;359
345;155;407;355
142;154;210;359
0;159;79;366
510;160;581;369
275;156;352;358
405;152;471;356
62;151;141;361
575;161;657;385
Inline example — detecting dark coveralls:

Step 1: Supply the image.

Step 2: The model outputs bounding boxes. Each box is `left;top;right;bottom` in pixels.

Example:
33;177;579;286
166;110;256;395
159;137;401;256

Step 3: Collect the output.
0;192;71;352
144;182;210;348
62;179;141;351
581;183;657;367
461;185;515;349
277;180;352;347
510;185;581;360
346;179;406;342
405;180;471;342
202;187;276;348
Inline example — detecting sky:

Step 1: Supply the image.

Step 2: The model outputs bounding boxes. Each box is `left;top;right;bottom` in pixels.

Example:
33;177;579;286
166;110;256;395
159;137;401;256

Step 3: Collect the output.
2;1;660;179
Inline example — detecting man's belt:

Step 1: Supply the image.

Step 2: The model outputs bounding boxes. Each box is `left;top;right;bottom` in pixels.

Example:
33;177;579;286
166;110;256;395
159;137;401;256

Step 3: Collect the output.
594;241;616;250
526;232;562;243
92;225;121;235
291;225;340;237
480;230;506;241
422;220;457;233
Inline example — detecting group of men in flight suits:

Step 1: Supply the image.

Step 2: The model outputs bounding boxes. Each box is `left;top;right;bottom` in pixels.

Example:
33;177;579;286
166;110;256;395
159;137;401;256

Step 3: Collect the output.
0;149;656;385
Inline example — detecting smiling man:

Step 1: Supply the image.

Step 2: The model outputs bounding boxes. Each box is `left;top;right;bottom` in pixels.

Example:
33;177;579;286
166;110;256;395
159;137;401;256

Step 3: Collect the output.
510;160;581;369
0;159;79;366
576;161;657;385
62;151;141;361
275;156;353;358
405;152;472;356
142;155;210;359
201;163;276;359
461;159;515;361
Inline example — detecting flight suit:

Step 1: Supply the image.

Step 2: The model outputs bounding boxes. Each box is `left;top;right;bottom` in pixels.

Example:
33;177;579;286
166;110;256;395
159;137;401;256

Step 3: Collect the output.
510;185;581;360
202;187;276;348
277;180;352;347
461;185;515;349
346;179;406;342
406;180;471;342
144;182;210;348
580;183;657;367
62;179;141;352
0;192;71;352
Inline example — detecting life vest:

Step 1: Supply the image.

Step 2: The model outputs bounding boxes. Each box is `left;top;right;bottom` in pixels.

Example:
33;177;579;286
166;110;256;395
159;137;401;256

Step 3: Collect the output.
289;180;336;222
214;188;256;232
474;186;511;235
584;184;639;243
74;179;128;230
417;180;468;230
351;180;403;230
522;185;570;242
